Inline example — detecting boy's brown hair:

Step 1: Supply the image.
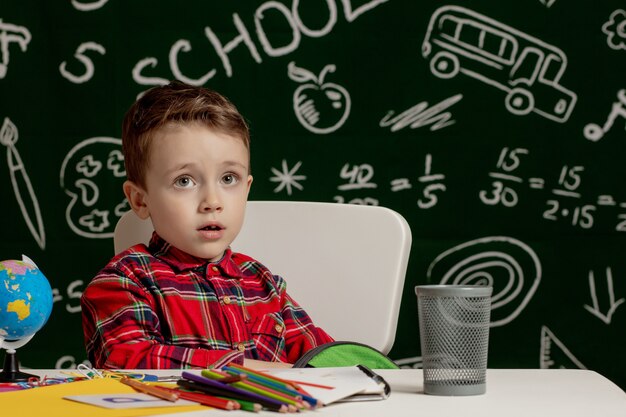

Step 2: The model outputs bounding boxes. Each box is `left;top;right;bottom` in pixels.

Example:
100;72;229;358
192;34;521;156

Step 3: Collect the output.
122;80;250;188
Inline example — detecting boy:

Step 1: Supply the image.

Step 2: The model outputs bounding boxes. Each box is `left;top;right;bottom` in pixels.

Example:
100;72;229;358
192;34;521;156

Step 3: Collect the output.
81;81;333;369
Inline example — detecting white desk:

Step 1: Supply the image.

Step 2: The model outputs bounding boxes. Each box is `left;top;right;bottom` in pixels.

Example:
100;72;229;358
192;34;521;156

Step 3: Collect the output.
29;369;626;417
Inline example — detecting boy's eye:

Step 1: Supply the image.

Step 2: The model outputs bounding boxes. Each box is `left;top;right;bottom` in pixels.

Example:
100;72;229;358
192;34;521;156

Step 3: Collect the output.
222;174;239;185
174;176;195;188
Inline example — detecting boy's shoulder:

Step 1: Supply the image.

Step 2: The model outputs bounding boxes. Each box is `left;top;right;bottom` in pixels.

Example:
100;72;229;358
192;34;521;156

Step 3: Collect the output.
230;251;284;286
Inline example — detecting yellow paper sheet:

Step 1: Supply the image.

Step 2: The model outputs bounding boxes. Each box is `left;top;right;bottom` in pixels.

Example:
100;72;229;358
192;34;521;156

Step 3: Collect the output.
2;378;208;417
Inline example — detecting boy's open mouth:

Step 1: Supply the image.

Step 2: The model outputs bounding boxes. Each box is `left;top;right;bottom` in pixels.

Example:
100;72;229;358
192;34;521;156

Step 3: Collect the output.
199;224;223;231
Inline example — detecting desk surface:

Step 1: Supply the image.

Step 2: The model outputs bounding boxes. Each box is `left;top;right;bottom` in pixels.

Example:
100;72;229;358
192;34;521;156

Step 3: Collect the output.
28;369;626;417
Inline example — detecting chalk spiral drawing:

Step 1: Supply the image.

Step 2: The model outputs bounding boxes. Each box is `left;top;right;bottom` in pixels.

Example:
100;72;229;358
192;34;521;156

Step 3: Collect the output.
380;94;463;132
422;5;577;123
270;159;306;195
583;89;626;142
584;267;624;325
540;326;586;369
0;118;46;249
288;62;351;134
602;9;626;51
59;42;106;84
0;19;31;79
60;137;128;238
427;236;541;327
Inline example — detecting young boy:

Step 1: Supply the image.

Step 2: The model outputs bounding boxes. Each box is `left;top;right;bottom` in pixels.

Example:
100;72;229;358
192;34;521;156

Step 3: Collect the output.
81;81;333;369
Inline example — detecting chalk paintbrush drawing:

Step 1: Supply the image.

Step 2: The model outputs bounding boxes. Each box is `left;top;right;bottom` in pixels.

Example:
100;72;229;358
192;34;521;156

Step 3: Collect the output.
427;236;541;327
380;94;463;132
422;5;576;123
0;117;46;249
583;89;626;141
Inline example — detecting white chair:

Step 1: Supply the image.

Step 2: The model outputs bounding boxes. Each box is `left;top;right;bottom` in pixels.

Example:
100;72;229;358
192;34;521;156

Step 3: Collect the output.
113;201;412;354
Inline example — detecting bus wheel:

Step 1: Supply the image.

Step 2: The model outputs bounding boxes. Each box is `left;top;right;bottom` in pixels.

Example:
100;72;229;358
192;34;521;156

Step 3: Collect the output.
505;88;534;116
430;52;459;79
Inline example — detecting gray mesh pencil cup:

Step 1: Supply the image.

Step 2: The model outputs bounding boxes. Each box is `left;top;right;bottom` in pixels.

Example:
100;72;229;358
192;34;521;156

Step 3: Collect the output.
415;285;492;396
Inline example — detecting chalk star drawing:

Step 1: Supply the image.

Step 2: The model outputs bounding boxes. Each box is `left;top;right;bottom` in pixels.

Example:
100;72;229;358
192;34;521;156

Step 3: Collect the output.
270;159;306;195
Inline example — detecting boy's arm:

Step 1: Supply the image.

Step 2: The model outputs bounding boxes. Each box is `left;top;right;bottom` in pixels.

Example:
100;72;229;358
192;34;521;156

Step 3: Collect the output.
279;290;334;364
81;270;242;369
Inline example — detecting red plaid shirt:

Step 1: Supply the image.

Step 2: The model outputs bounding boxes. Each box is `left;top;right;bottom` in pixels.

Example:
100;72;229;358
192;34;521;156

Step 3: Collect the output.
81;233;333;369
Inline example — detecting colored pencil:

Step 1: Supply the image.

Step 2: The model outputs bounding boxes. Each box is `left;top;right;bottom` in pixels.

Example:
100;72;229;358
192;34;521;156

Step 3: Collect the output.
158;386;239;410
120;377;179;402
178;376;288;412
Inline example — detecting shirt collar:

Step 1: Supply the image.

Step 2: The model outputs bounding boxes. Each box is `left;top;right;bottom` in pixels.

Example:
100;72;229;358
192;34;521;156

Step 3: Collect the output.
148;232;242;278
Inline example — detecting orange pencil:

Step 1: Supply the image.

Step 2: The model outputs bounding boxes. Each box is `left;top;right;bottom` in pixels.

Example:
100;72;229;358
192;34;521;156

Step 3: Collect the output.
120;377;179;402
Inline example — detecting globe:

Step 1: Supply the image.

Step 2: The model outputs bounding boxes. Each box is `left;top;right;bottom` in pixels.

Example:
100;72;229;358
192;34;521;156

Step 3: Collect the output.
0;259;53;343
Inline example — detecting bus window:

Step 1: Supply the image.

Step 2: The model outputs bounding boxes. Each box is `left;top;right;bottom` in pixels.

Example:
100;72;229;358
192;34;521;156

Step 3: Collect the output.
540;54;564;83
439;15;459;37
459;21;482;46
510;47;543;86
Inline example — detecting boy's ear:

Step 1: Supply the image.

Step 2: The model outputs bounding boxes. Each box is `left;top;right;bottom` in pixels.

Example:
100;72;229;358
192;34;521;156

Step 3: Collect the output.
123;180;150;220
246;175;253;194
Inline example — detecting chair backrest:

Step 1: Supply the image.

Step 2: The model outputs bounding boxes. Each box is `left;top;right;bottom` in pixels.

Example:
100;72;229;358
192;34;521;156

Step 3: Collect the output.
113;201;412;354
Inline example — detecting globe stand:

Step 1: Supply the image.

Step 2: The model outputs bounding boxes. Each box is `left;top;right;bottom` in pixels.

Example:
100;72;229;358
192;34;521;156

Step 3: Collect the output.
0;335;38;382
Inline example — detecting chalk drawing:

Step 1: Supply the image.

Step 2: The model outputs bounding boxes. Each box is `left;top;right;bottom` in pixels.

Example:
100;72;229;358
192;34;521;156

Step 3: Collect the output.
540;326;586;369
0;118;45;249
71;0;109;12
602;9;626;51
270;159;306;195
60;137;127;238
288;62;351;134
394;356;423;369
539;0;556;8
583;89;626;141
422;5;577;123
59;42;106;84
0;19;31;79
380;94;463;132
584;267;624;324
427;236;541;327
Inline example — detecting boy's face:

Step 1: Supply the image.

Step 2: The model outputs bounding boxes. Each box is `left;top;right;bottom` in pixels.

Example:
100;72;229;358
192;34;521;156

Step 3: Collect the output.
125;123;252;261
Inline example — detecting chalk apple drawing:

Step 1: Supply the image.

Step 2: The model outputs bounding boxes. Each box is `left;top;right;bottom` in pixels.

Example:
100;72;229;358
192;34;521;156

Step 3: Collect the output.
288;61;351;134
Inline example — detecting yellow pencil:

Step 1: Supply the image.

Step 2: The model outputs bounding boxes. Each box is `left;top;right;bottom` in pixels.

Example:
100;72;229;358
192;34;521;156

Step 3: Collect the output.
120;377;179;402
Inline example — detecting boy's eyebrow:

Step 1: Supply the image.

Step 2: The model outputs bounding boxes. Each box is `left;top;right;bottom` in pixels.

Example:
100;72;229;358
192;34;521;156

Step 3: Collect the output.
222;160;249;171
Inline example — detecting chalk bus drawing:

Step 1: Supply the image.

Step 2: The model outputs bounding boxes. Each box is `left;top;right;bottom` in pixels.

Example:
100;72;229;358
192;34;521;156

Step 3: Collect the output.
540;326;586;369
288;62;351;134
422;5;577;123
380;94;463;132
0;118;46;249
427;236;541;327
59;42;106;84
0;19;31;79
602;9;626;51
584;267;624;325
583;89;626;141
60;137;127;238
270;159;306;195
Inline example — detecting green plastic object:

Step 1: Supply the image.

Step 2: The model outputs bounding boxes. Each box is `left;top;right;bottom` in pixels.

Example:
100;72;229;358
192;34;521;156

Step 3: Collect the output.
293;341;399;369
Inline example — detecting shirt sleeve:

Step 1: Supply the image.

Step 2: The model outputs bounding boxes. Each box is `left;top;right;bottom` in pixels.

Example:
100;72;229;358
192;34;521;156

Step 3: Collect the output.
81;266;242;369
277;279;335;364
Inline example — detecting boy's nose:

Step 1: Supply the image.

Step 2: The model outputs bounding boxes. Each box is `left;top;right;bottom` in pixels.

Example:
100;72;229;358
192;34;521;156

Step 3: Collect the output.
199;188;223;212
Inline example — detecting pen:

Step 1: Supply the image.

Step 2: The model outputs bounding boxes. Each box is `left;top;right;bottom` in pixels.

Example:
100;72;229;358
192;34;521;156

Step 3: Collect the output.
120;377;180;402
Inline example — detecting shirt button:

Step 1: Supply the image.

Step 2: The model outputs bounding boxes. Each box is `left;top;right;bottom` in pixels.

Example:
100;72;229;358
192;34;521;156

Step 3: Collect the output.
274;324;283;333
211;266;219;272
237;343;245;352
223;296;231;305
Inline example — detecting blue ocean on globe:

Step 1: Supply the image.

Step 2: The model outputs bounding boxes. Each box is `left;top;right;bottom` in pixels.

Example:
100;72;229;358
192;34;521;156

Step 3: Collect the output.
0;259;53;341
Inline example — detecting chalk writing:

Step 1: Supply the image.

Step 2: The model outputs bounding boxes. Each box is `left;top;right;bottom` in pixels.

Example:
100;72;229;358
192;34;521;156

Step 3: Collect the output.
59;42;106;84
479;147;528;207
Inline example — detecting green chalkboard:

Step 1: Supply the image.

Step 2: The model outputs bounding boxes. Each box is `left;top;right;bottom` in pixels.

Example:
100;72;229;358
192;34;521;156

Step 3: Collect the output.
1;1;625;389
